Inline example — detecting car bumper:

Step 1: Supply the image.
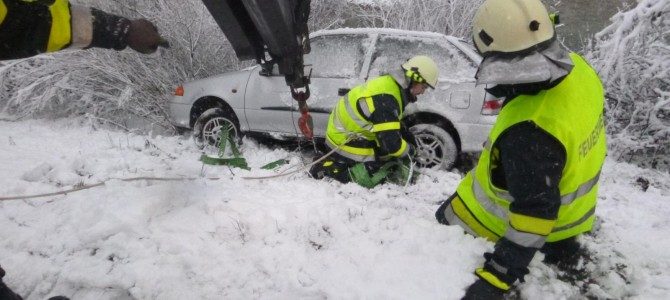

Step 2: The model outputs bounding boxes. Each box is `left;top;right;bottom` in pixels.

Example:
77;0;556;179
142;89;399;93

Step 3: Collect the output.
168;102;191;128
458;121;494;152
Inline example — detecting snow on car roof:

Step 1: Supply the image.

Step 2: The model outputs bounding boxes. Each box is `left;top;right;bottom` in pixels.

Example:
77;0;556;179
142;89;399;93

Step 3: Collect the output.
310;27;481;80
311;27;454;40
310;27;476;59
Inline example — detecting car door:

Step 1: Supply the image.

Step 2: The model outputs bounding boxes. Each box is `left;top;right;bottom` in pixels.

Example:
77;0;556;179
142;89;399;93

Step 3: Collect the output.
367;35;480;124
244;64;298;135
295;33;371;138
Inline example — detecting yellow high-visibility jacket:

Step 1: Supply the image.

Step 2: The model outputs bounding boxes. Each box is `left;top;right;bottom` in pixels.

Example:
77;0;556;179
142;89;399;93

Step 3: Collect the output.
0;0;74;59
0;0;131;60
444;53;606;247
325;75;409;162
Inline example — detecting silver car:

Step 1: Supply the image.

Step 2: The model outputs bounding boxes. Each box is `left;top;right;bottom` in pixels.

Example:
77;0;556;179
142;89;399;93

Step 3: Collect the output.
168;28;501;170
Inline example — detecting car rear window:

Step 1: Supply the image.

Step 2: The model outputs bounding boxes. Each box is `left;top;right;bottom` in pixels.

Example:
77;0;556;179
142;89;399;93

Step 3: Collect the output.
370;35;478;82
304;34;367;78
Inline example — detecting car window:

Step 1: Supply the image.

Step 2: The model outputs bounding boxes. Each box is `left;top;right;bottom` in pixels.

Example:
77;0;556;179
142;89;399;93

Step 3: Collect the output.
369;35;478;82
304;34;367;78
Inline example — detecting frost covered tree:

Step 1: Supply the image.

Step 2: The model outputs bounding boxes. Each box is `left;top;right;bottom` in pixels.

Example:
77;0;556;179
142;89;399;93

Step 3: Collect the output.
587;0;670;170
351;0;483;38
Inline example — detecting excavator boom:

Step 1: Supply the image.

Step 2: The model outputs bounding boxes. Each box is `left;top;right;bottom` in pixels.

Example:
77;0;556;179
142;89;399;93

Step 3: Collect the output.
201;0;311;89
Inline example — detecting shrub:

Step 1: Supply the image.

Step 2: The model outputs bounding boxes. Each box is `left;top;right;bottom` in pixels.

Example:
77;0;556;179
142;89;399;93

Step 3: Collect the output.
587;0;670;170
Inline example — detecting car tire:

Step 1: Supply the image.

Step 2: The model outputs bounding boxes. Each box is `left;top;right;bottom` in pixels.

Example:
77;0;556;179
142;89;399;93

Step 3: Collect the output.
193;108;241;148
409;123;458;170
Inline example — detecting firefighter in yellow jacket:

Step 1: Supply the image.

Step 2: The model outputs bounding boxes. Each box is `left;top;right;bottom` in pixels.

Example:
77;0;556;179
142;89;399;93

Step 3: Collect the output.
0;0;166;60
310;55;438;185
433;0;607;298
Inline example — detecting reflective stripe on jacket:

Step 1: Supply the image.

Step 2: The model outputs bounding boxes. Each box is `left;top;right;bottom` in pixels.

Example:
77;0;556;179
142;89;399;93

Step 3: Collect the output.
325;75;406;162
447;53;606;246
0;0;72;58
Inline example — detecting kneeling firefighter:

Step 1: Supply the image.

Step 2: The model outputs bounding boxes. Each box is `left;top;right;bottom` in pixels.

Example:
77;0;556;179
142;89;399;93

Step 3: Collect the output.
434;0;606;299
310;55;439;188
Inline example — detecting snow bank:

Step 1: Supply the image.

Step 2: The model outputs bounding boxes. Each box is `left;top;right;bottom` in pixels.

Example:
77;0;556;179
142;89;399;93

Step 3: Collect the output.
0;119;669;299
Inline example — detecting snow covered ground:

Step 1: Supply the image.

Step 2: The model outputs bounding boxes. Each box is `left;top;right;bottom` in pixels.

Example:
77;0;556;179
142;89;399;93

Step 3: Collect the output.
0;119;669;300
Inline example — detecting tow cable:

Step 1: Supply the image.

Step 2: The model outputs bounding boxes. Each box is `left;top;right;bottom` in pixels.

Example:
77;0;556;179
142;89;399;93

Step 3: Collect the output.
0;134;420;201
0;135;350;201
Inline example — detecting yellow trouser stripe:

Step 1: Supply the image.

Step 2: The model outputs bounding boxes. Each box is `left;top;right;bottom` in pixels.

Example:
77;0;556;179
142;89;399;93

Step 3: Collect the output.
372;121;400;132
451;196;499;241
326;135;376;162
47;0;72;52
389;139;407;157
339;144;374;156
0;1;7;26
379;139;408;160
476;268;510;291
509;212;556;235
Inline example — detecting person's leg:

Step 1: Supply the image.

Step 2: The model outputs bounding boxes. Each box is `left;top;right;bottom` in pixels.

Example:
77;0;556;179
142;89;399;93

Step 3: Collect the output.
540;236;595;285
308;158;327;179
326;160;352;183
310;158;351;183
540;237;583;266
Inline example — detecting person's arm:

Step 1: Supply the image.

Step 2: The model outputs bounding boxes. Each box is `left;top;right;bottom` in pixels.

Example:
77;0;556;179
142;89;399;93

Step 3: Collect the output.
465;121;566;298
0;0;165;60
361;93;410;160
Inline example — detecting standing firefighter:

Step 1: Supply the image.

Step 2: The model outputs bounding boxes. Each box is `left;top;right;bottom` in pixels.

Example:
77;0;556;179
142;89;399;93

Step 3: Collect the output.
434;0;606;298
310;55;438;187
0;0;167;60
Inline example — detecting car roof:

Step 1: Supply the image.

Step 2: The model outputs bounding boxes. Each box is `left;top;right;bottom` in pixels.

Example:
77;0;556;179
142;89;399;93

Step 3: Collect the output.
311;27;453;40
310;27;480;61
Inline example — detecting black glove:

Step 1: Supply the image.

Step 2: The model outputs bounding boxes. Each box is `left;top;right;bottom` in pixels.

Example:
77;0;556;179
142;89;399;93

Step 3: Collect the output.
89;10;168;53
462;278;505;300
126;19;169;54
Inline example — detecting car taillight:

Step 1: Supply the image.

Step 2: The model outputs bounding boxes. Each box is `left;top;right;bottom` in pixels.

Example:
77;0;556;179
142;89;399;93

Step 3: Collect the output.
481;96;503;115
174;85;184;96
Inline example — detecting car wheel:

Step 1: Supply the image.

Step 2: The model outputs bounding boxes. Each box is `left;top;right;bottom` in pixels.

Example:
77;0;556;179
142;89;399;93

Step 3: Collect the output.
409;123;458;170
193;108;241;148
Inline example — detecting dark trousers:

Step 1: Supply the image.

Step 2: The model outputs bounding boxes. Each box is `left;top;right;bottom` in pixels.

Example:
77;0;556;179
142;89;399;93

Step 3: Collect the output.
309;158;353;183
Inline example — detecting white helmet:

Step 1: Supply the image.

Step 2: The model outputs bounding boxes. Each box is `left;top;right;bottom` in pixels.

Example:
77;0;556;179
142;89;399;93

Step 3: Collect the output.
473;0;554;56
402;55;439;89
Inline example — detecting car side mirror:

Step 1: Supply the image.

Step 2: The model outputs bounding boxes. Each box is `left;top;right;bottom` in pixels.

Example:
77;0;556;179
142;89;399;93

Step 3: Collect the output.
338;88;350;96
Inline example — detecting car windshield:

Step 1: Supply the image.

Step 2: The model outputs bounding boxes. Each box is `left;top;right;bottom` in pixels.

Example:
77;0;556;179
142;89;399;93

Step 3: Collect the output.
304;34;367;78
370;35;478;82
